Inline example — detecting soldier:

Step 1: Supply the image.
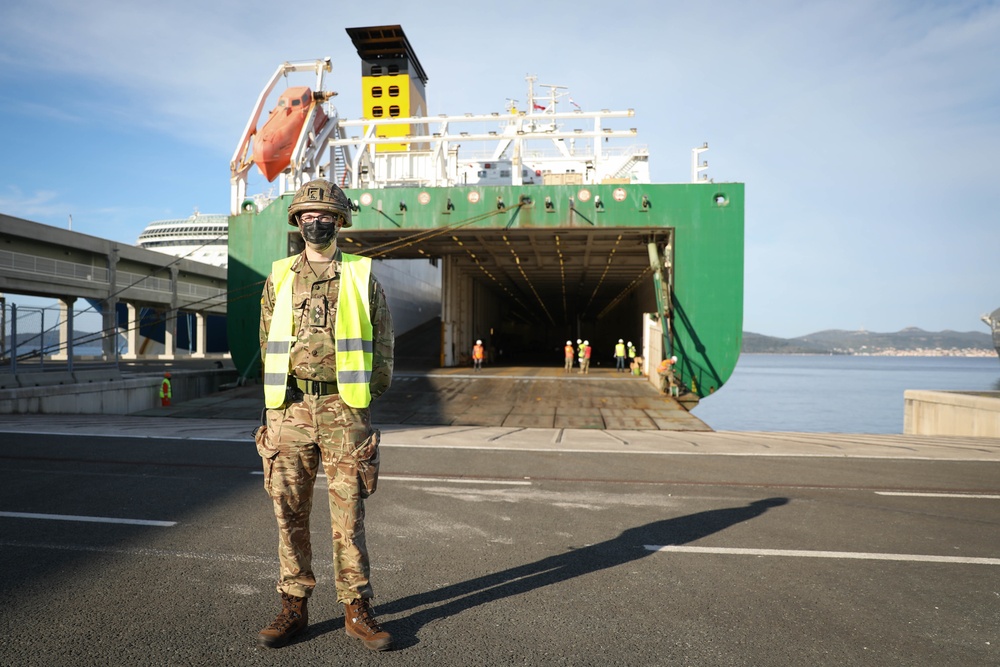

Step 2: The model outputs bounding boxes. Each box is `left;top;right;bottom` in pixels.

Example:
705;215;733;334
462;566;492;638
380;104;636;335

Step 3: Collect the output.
256;179;395;651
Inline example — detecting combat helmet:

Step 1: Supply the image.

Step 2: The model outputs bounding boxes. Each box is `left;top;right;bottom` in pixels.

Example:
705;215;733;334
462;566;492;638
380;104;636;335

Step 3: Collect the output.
287;179;353;228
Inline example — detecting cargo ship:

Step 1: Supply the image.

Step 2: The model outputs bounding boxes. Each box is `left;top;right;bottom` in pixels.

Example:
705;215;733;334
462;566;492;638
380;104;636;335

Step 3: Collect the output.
226;25;744;398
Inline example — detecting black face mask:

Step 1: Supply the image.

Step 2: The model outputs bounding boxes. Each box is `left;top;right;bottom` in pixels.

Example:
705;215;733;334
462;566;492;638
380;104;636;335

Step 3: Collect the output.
300;220;338;247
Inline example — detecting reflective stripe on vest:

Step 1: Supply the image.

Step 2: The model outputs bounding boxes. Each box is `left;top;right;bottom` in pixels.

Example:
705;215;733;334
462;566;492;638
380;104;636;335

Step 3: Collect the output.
262;253;374;409
263;256;298;409
334;253;373;408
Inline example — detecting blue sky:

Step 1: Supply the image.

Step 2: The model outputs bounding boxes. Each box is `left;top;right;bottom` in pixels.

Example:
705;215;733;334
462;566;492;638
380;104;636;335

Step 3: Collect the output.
1;0;998;338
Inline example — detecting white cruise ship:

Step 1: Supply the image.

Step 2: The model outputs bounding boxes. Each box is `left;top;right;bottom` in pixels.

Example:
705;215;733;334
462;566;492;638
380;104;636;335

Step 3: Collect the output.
136;212;229;268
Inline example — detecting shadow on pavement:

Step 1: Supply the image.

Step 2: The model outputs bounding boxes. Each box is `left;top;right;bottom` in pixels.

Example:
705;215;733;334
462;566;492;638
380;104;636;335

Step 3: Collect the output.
313;497;790;648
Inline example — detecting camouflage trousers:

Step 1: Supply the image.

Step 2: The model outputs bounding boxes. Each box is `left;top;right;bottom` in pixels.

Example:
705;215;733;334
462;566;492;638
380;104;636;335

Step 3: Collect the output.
257;392;378;602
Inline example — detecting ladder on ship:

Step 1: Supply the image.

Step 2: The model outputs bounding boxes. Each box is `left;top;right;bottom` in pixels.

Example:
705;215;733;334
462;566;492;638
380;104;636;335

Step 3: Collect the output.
330;123;352;188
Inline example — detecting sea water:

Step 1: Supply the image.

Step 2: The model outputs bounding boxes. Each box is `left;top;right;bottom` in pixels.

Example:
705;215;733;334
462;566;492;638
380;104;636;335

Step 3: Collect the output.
690;355;1000;434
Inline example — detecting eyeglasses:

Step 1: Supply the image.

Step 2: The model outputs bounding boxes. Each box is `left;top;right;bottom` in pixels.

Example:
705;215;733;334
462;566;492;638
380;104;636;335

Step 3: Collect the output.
298;213;338;224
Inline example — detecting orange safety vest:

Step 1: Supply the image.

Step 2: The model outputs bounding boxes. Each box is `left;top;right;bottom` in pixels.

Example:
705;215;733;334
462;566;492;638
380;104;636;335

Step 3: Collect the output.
472;344;484;360
564;345;574;359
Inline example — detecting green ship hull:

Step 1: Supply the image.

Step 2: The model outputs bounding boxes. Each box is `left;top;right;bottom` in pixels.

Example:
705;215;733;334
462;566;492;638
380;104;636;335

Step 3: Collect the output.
227;181;743;398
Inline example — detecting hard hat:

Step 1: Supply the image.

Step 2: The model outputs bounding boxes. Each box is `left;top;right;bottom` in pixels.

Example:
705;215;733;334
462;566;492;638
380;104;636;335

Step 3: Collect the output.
584;340;589;345
671;355;677;362
164;372;171;378
577;339;581;343
287;179;353;228
627;341;632;346
476;339;482;344
618;339;623;343
566;340;572;345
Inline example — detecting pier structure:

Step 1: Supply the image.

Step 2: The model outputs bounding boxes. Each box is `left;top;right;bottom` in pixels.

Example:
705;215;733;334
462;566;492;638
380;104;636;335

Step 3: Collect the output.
0;213;227;368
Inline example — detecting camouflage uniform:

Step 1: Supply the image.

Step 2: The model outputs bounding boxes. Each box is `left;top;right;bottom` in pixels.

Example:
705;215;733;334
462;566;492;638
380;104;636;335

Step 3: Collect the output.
258;249;394;603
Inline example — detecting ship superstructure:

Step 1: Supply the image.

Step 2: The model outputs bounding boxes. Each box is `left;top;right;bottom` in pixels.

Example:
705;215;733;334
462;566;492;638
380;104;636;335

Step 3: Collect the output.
136;212;229;268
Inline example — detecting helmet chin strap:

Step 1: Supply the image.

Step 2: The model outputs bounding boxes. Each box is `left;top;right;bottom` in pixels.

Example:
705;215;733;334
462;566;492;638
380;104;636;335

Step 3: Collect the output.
306;239;334;251
304;236;337;256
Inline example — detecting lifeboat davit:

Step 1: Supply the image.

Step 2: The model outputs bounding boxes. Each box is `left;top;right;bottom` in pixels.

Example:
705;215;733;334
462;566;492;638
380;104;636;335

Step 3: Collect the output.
253;86;329;182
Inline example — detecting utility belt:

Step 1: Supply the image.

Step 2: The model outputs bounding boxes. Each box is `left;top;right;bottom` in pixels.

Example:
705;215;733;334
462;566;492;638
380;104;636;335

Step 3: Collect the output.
289;377;339;396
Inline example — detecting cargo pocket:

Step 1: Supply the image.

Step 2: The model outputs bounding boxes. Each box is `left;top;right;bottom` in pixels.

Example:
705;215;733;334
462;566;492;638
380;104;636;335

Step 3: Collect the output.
353;429;381;498
252;408;280;493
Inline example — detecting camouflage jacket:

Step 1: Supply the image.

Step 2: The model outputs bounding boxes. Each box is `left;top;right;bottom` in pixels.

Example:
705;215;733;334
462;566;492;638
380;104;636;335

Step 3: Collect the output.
259;249;394;399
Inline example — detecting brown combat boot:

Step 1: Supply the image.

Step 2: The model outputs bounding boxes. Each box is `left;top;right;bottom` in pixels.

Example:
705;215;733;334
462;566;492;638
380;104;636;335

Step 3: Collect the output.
257;592;308;648
344;598;393;651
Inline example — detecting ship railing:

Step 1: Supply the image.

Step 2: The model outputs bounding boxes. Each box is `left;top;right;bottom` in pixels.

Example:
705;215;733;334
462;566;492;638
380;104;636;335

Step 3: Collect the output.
332;111;639;190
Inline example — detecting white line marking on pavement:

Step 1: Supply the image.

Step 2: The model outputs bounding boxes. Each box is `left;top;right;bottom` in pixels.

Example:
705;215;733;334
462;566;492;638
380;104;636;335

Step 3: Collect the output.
875;492;1000;499
645;545;1000;565
248;471;532;485
2;429;998;461
381;443;1000;462
0;511;175;527
384;475;532;485
0;540;273;564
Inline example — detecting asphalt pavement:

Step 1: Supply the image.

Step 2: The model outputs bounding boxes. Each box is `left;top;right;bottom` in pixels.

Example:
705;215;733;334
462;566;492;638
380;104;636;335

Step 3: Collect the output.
0;373;999;666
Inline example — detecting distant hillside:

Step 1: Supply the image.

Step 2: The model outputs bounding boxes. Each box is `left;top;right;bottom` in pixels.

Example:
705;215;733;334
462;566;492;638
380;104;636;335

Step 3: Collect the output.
7;329;105;356
744;327;995;355
742;332;831;354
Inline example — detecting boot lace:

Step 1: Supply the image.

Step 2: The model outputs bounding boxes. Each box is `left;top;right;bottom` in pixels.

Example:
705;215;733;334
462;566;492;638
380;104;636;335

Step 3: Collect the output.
266;595;303;633
351;600;384;633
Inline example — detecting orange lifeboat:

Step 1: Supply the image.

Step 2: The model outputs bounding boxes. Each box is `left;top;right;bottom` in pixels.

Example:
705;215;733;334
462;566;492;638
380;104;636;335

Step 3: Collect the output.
253;86;329;182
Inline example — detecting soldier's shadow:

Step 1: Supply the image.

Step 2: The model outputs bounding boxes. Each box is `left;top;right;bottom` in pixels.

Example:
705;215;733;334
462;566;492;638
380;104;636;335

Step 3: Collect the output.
364;496;789;648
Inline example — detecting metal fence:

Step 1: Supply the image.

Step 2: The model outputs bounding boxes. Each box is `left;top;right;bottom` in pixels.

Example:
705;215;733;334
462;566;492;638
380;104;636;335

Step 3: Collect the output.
0;299;119;375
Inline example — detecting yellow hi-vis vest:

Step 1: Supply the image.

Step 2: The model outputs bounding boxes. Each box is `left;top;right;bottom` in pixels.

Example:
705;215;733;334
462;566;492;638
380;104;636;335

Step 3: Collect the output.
263;253;374;409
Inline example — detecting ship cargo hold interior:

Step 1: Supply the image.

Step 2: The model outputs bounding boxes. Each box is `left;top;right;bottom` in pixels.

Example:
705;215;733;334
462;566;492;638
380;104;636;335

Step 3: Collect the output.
336;224;672;368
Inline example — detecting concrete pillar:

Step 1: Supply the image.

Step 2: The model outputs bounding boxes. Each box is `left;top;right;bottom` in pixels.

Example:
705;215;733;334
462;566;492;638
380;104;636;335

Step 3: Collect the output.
122;302;139;359
103;245;120;361
52;297;76;361
164;266;179;360
193;312;207;358
101;298;118;361
163;309;176;359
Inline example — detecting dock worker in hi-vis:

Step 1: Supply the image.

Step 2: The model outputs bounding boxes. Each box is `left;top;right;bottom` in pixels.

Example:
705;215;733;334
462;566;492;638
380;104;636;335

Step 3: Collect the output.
255;179;395;651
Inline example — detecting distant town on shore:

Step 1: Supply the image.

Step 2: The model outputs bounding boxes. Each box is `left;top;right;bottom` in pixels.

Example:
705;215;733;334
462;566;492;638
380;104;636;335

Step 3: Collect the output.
744;328;996;357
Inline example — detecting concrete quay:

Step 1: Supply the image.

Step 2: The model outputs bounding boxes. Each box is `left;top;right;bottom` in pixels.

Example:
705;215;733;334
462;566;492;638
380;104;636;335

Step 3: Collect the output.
0;372;997;461
905;389;1000;437
0;366;1000;460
